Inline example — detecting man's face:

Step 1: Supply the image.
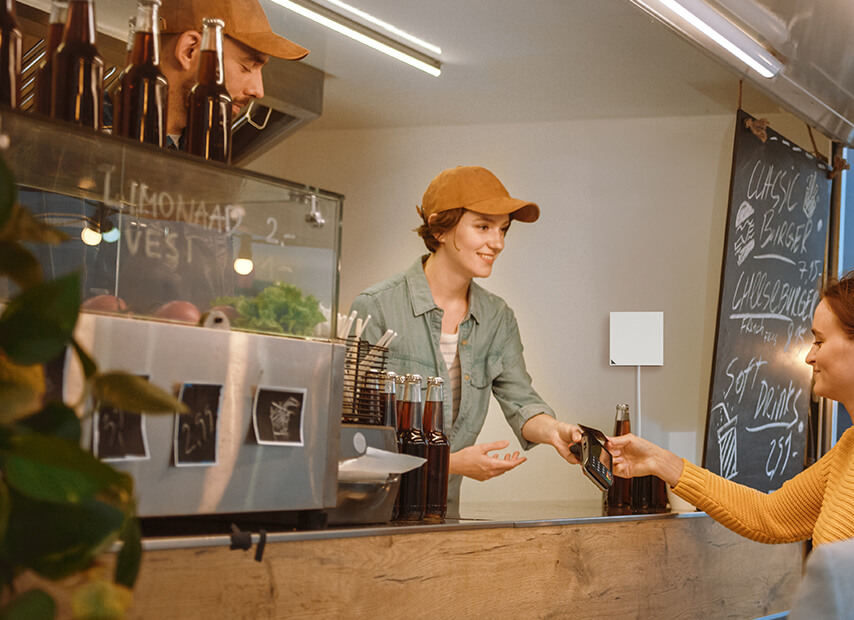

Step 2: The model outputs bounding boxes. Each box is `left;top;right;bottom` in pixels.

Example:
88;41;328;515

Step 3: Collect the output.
222;36;269;118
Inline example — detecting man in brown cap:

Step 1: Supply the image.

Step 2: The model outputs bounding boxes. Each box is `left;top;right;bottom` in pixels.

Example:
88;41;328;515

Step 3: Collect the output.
158;0;309;147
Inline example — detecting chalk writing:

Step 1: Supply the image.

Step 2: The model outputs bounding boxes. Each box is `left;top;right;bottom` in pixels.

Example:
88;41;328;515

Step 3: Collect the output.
705;110;830;493
174;383;222;466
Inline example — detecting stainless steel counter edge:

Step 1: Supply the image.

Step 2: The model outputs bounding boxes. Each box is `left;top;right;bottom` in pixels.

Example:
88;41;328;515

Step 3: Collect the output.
139;511;707;552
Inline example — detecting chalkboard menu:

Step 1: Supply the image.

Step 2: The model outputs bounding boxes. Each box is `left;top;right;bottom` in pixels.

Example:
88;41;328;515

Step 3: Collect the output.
703;110;831;493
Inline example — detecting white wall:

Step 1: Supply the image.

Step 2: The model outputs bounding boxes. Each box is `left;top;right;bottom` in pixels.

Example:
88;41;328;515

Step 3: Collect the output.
247;110;821;509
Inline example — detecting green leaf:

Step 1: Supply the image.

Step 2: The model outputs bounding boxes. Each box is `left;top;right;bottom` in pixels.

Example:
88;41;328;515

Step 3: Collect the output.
4;490;125;580
92;372;188;415
0;241;42;290
0;156;16;233
114;517;141;589
2;434;127;504
70;581;132;620
70;338;97;381
0;203;69;245
18;402;82;444
0;381;43;425
0;356;45;424
0;588;56;620
0;274;80;365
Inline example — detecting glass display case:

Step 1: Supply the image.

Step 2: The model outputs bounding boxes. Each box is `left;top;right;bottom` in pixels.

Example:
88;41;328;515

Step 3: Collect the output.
1;108;346;526
1;108;342;339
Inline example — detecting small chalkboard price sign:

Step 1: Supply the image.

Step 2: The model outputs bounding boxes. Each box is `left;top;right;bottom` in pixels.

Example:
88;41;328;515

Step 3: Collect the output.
703;110;831;493
252;387;306;446
93;376;151;462
173;383;223;467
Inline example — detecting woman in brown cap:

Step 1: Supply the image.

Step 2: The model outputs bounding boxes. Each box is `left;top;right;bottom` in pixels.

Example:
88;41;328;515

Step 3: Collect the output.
351;166;582;514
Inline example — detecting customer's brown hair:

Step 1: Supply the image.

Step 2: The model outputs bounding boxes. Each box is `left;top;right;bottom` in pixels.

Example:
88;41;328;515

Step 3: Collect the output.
821;272;854;338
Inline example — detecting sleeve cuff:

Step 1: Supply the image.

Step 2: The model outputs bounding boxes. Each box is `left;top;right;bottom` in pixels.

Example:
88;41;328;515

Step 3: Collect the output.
672;459;707;506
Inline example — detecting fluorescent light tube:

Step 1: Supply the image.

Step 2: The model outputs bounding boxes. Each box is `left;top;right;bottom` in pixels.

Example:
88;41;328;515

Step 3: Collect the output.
270;0;442;77
631;0;783;78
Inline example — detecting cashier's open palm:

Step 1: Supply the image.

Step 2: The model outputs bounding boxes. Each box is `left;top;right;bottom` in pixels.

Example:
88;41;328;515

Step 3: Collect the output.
450;440;527;481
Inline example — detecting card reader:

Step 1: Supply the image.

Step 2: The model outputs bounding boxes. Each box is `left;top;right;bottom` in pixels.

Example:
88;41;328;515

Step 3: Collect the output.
570;424;614;491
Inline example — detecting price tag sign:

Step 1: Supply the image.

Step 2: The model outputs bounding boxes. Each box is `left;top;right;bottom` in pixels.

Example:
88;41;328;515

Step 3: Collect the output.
252;387;306;446
93;374;151;462
173;383;223;467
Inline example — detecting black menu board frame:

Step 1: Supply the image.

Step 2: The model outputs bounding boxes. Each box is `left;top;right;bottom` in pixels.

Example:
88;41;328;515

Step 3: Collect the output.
702;109;831;493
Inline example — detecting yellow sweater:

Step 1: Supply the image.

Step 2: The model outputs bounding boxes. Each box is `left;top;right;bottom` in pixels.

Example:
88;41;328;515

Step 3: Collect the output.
673;427;854;546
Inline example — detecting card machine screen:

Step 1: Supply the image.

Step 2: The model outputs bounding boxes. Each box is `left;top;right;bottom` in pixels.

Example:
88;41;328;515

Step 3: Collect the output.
570;424;613;492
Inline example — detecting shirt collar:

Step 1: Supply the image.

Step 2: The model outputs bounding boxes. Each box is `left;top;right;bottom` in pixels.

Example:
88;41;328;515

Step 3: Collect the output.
404;255;483;324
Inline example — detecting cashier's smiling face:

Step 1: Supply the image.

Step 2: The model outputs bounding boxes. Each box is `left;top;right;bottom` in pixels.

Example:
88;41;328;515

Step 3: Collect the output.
439;211;510;279
806;299;854;405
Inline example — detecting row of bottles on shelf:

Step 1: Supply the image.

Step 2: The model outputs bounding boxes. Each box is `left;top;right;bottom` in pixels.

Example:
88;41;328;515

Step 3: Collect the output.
374;371;450;523
605;403;669;515
0;0;232;162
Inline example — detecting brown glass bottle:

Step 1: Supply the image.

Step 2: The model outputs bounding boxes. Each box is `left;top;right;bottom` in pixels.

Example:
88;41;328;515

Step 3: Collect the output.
33;0;67;116
51;0;104;129
185;18;232;163
106;16;134;136
381;371;398;431
381;371;399;521
606;403;633;516
395;373;406;422
423;376;450;522
0;0;20;107
650;475;669;513
119;0;166;146
396;374;427;521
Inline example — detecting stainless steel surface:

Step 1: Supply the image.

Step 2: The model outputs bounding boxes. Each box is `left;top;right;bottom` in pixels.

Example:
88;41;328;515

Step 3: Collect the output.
327;423;399;524
631;0;854;146
327;476;400;525
138;502;705;550
71;312;344;516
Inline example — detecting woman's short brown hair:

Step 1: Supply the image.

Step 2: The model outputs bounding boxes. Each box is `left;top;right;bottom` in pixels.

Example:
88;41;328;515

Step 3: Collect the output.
821;272;854;338
415;208;513;253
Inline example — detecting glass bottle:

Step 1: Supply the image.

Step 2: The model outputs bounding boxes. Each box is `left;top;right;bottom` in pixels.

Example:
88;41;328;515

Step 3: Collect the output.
0;0;19;107
395;372;406;422
396;373;427;521
107;16;134;136
119;0;167;146
51;0;104;129
605;403;632;516
381;371;399;521
381;371;398;431
33;0;67;116
185;17;232;163
423;376;450;522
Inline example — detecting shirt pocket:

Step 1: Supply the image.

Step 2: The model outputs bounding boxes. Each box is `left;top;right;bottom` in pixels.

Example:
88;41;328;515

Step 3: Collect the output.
468;355;504;389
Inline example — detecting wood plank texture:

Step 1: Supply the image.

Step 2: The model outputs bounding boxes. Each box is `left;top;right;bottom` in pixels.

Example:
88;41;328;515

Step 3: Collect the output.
18;516;803;619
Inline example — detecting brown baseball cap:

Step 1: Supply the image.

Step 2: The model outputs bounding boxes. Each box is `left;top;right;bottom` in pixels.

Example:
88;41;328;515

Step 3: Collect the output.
418;166;540;223
160;0;309;61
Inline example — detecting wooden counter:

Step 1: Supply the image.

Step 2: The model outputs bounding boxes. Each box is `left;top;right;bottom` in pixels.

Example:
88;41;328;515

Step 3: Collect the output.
30;508;801;619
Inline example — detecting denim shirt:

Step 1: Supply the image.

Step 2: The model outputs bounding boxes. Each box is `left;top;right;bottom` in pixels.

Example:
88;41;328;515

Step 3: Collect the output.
350;257;555;508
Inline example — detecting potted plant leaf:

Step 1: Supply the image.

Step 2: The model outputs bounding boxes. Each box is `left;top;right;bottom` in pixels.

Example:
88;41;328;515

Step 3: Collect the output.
0;151;188;619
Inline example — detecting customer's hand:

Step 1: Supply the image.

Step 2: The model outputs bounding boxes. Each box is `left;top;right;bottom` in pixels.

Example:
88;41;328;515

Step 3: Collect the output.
606;433;684;487
450;441;527;481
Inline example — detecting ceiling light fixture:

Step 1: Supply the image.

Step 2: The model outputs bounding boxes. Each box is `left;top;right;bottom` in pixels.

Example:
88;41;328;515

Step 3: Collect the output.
321;0;442;55
629;0;783;79
270;0;442;77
